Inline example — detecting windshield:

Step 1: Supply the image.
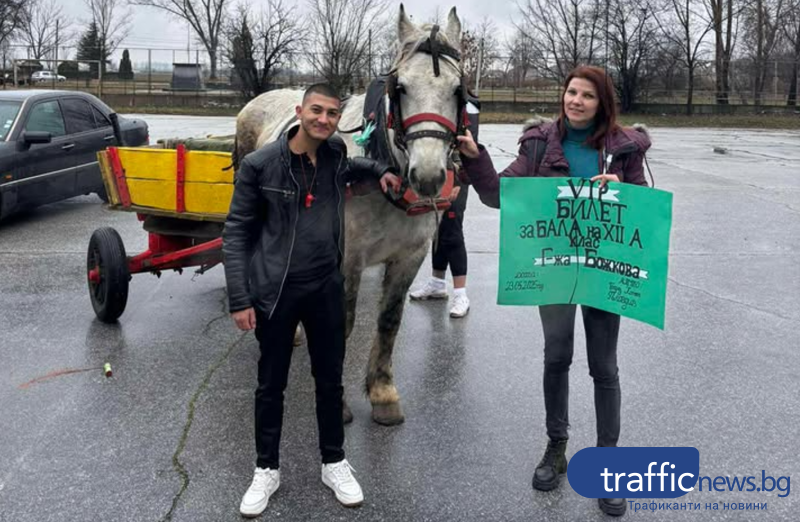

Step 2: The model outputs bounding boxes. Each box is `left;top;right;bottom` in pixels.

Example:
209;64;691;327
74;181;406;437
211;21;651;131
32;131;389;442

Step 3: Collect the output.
0;100;22;141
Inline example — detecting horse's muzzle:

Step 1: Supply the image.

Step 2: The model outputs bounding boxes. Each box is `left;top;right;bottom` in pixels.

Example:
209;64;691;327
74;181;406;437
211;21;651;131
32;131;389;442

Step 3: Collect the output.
409;167;446;198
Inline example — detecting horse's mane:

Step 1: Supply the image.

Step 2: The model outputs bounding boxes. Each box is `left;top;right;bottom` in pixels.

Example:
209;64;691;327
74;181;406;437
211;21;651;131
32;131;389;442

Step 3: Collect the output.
391;24;462;74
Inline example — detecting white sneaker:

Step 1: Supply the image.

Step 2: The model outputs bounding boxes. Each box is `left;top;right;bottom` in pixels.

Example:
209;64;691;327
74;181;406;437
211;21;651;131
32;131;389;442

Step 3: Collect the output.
409;279;447;300
450;293;470;318
321;459;364;507
239;467;280;517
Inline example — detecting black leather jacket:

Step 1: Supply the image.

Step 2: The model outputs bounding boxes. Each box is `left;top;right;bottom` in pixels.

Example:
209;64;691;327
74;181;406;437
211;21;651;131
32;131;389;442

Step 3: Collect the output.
223;128;392;318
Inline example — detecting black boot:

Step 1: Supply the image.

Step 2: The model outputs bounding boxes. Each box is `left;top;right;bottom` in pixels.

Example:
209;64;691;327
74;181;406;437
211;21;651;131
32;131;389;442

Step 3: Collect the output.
598;497;627;516
532;439;568;491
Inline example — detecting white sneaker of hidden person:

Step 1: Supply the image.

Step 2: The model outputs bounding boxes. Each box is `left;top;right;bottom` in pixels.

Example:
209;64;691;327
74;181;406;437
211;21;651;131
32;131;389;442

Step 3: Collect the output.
449;291;470;318
409;277;447;300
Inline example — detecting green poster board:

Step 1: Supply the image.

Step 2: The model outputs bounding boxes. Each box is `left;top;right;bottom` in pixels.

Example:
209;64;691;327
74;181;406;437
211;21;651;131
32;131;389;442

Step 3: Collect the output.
498;178;673;329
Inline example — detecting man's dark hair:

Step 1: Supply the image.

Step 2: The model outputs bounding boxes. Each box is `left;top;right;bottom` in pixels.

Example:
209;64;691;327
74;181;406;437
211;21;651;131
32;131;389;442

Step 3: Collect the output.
303;83;340;104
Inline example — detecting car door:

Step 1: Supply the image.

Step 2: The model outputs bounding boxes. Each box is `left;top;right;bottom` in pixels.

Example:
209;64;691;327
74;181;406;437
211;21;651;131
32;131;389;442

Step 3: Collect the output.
14;99;77;209
61;97;111;195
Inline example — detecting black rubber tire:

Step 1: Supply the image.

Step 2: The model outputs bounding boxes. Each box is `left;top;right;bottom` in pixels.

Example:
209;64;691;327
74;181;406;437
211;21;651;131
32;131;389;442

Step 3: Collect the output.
87;227;130;322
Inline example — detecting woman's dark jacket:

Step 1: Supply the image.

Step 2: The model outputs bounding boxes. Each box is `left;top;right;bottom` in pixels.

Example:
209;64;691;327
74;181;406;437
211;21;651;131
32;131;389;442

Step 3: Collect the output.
461;117;652;208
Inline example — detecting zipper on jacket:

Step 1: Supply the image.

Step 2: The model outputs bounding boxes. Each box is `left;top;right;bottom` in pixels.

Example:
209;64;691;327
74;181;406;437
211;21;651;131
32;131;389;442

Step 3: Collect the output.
260;185;296;197
268;147;301;321
334;152;346;263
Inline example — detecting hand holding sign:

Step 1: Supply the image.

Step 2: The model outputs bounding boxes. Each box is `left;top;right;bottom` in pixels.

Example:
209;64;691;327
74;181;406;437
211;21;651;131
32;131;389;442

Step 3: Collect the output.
498;177;673;329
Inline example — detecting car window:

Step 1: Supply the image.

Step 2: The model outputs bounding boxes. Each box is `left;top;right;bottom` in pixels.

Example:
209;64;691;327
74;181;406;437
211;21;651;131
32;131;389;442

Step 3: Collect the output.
61;98;96;134
24;100;66;137
91;105;111;128
0;100;22;140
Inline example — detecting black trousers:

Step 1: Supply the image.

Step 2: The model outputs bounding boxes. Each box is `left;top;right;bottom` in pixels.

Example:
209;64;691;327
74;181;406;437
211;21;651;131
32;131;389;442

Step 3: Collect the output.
432;184;468;277
253;271;346;469
539;304;621;447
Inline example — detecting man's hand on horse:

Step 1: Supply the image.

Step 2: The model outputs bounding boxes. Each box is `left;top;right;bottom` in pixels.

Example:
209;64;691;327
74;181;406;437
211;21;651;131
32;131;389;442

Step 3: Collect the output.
380;171;403;194
456;129;480;159
232;307;256;331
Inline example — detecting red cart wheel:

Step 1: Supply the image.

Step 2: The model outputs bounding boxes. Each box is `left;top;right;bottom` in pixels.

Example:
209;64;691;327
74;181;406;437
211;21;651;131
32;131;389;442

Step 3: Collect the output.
87;227;130;323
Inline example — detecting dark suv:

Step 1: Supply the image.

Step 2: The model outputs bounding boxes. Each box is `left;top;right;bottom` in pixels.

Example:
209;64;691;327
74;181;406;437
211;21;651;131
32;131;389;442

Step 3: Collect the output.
0;90;148;220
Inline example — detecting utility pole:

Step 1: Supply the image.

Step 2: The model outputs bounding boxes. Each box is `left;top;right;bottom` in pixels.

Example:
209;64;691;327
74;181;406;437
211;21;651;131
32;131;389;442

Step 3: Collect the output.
774;60;778;103
54;20;59;88
185;0;191;61
475;37;484;94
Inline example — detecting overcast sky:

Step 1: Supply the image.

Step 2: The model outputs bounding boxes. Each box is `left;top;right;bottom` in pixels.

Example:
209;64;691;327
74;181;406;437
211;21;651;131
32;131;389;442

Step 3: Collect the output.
55;0;518;64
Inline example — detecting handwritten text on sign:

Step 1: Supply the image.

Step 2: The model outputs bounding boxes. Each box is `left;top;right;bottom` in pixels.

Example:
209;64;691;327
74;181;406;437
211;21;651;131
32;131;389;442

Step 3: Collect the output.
498;177;673;329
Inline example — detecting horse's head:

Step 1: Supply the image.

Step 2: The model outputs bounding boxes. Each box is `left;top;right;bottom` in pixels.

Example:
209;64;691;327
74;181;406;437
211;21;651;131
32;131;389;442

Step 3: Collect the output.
390;5;464;198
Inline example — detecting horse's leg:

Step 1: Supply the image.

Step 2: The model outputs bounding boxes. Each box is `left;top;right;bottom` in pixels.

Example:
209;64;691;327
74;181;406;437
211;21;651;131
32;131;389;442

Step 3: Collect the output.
293;325;304;346
367;247;428;425
340;267;363;425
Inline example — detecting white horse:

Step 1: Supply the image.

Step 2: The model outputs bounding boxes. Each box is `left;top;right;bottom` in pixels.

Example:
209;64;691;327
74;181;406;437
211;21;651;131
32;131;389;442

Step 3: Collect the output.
234;5;464;425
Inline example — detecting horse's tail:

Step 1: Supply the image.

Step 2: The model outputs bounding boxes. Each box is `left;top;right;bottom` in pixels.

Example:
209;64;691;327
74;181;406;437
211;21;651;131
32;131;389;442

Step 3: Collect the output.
233;135;240;171
228;135;240;173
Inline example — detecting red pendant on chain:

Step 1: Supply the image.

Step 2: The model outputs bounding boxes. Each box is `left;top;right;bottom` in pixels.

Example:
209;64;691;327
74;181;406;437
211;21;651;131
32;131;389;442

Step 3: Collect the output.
305;192;315;208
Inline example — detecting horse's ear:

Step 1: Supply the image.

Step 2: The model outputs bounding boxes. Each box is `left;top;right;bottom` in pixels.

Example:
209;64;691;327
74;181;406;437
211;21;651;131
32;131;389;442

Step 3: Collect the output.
398;4;416;43
444;7;461;49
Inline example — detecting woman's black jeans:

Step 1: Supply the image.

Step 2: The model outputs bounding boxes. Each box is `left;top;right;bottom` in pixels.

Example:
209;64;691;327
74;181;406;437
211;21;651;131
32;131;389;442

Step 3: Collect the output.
539;304;621;447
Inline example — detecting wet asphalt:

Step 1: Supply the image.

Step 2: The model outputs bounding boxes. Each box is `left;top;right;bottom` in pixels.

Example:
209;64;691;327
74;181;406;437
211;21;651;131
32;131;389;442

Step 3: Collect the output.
0;118;798;521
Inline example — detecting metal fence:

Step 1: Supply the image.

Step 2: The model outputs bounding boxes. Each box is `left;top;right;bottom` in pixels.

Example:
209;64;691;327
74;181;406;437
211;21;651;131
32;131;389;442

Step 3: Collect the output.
3;45;799;110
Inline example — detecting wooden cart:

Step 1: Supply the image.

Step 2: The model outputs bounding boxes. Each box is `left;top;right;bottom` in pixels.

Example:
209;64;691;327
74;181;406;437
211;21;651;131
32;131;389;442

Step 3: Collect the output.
87;144;234;322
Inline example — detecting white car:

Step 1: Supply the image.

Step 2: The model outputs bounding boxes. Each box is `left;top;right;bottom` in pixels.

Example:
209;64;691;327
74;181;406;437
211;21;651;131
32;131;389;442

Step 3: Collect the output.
31;70;66;83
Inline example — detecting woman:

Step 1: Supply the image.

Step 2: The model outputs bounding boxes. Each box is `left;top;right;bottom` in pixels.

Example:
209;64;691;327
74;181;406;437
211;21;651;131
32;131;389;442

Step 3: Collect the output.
456;66;651;517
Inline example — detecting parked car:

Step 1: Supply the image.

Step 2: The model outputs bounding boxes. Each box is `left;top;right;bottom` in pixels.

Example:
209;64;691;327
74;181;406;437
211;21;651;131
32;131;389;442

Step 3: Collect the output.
31;70;67;83
0;90;149;220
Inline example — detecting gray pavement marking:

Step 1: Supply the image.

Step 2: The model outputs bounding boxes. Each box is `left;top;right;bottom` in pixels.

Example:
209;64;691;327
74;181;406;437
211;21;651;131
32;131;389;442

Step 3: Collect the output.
667;276;798;323
161;332;246;522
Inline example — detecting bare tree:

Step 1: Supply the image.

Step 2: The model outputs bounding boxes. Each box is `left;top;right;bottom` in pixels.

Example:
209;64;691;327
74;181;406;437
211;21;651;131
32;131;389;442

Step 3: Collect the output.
606;0;661;112
505;29;537;87
741;0;786;104
132;0;228;79
85;0;131;62
223;0;303;99
705;0;743;103
306;0;389;93
783;0;800;104
426;5;444;25
20;0;72;60
655;0;714;113
516;0;603;81
460;17;501;87
0;0;28;53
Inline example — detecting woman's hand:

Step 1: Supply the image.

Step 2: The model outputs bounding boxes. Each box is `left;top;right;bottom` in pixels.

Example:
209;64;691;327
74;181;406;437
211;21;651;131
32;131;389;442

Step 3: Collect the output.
448;186;461;202
456;129;480;159
380;171;403;193
590;173;620;187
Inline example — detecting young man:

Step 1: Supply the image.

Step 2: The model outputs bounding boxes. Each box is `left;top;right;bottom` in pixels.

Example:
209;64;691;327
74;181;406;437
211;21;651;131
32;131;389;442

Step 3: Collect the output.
223;83;401;518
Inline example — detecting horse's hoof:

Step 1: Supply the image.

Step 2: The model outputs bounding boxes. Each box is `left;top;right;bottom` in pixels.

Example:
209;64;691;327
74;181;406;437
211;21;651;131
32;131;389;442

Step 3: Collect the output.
292;327;304;346
371;402;405;426
343;400;354;425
